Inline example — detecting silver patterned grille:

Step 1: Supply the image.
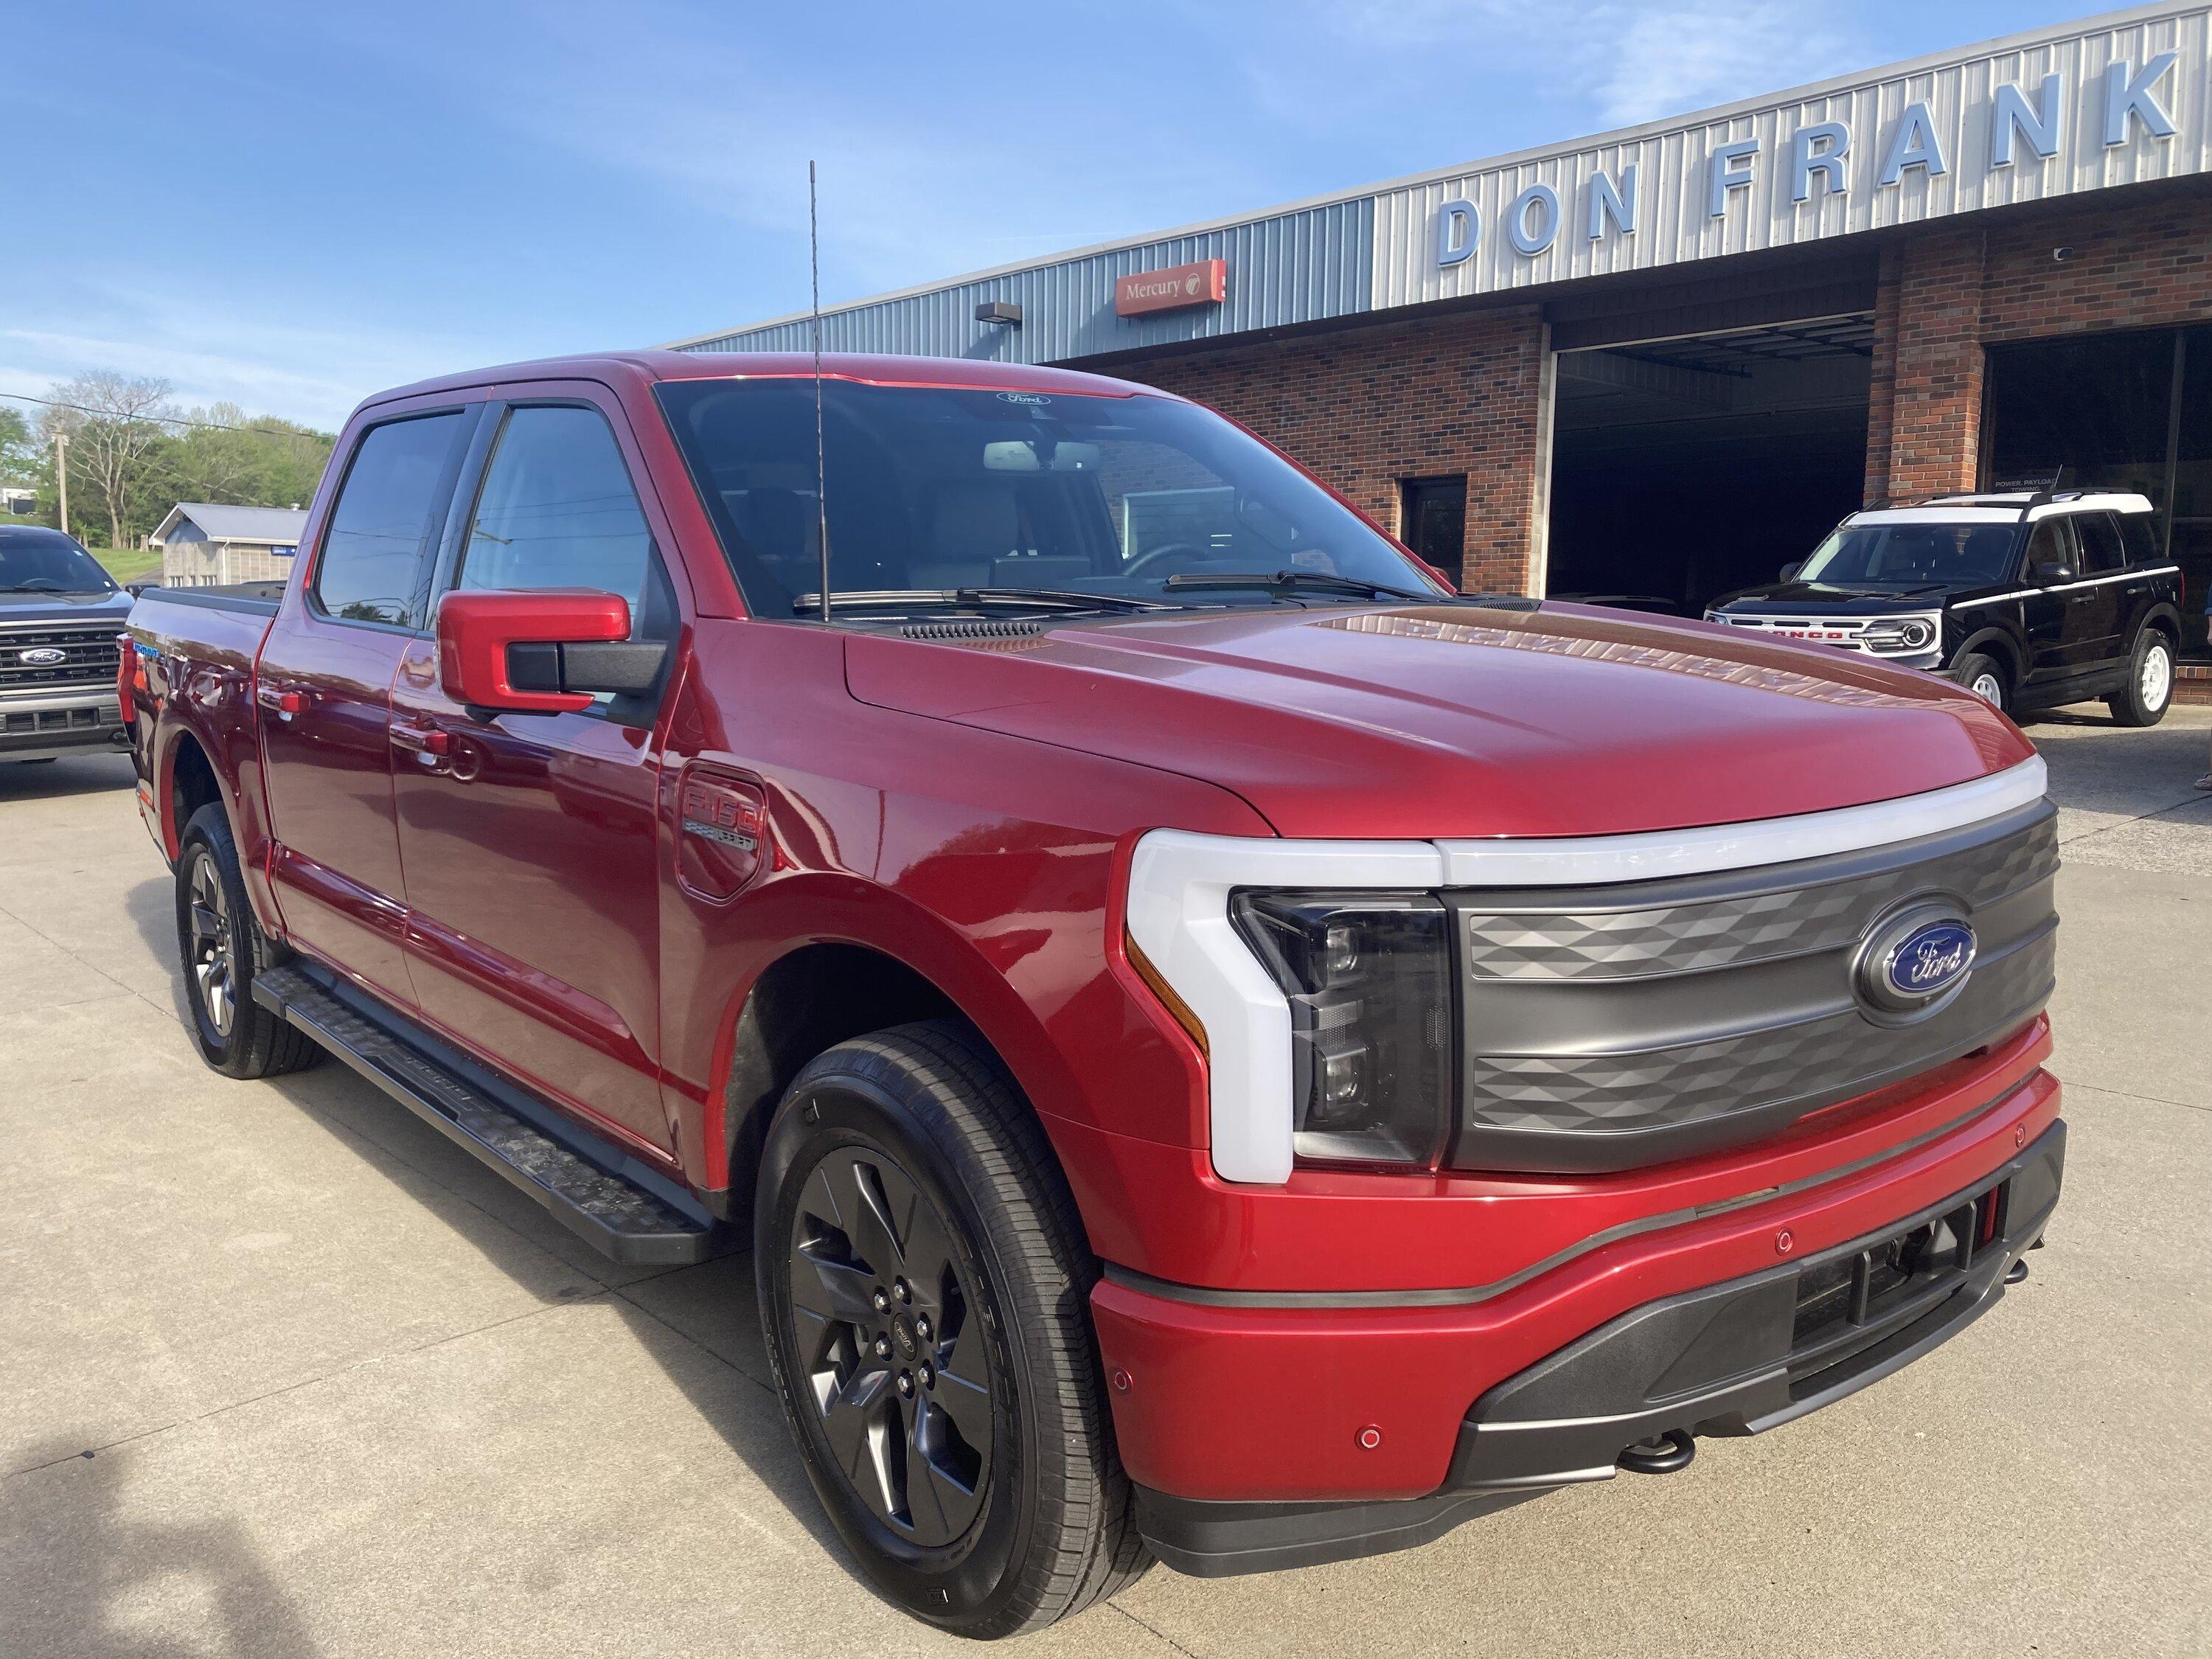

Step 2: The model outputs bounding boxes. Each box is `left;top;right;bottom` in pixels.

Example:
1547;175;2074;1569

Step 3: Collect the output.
1446;801;2058;1172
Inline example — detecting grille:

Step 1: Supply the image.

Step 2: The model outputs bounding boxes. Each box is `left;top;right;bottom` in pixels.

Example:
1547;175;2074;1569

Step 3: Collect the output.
1447;800;2058;1172
0;625;123;696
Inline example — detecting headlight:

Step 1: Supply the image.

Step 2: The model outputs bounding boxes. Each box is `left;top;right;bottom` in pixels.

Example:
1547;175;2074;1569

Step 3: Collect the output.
1231;891;1453;1166
1861;617;1938;653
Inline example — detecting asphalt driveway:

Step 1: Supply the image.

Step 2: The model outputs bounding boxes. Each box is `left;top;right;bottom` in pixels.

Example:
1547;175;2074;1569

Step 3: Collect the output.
3;710;2207;1658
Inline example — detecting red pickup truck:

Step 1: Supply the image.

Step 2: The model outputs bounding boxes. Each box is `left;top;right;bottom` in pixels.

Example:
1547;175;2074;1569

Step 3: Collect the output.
125;351;2062;1638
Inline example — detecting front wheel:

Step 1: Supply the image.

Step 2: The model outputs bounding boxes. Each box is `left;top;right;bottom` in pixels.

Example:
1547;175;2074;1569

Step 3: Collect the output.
2107;628;2175;727
754;1021;1147;1638
1953;652;2011;714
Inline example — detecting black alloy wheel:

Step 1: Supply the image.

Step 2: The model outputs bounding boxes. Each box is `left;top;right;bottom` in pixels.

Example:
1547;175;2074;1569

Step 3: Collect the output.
756;1020;1147;1636
787;1144;992;1546
185;848;237;1042
173;803;319;1079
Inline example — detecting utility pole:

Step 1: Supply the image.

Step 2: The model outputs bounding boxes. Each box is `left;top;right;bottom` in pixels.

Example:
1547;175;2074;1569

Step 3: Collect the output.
52;430;68;536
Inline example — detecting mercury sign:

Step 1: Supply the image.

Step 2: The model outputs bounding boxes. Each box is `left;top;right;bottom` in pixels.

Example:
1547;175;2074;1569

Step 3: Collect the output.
1391;33;2203;302
1116;259;1228;317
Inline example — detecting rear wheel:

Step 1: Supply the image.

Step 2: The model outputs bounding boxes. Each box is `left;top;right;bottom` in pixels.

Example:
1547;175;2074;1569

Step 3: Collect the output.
175;804;319;1079
755;1020;1147;1637
2107;627;2174;727
1954;652;2010;714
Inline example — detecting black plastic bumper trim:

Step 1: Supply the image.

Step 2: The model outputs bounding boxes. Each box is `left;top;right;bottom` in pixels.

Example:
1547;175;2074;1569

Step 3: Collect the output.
1102;1075;2042;1311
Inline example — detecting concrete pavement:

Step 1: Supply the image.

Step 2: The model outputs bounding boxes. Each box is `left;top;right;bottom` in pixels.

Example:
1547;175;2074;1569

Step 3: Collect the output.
2;712;2208;1658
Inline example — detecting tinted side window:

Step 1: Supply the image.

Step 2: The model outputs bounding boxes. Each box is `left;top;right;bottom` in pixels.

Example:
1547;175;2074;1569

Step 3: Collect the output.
456;406;657;633
2115;511;2161;568
2074;512;2127;574
314;414;465;627
2021;519;2076;582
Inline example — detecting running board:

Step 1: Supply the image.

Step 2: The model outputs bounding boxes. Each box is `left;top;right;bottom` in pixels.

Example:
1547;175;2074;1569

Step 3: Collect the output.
252;964;720;1266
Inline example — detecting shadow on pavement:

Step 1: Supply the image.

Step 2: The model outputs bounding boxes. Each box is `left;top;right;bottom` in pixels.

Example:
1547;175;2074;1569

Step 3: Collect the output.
0;1440;322;1659
0;751;136;802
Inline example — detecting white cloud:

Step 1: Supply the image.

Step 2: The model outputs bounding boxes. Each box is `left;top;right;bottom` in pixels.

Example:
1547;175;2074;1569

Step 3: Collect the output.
0;290;470;433
1592;4;1867;126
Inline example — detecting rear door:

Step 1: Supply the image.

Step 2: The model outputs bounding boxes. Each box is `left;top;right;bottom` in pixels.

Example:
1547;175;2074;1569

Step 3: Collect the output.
2066;510;2130;668
258;404;476;1004
389;390;684;1155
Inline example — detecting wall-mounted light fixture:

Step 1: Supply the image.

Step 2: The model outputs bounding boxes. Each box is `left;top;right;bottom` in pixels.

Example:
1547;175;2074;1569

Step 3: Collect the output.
975;301;1023;327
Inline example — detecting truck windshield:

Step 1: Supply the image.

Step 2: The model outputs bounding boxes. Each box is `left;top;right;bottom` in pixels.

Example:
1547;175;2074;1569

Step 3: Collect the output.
655;378;1445;616
1795;521;2020;589
0;528;116;594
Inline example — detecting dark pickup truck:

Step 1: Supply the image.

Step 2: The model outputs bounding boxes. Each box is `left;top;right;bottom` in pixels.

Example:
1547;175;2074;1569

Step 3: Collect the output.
125;350;2065;1638
0;525;133;764
1706;490;2187;723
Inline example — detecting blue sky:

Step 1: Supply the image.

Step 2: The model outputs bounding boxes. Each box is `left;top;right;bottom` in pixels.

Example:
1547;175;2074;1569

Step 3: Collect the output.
5;0;2089;431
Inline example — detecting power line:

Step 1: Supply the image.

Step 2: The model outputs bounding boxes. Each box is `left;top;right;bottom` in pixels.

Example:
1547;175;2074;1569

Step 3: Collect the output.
0;390;329;442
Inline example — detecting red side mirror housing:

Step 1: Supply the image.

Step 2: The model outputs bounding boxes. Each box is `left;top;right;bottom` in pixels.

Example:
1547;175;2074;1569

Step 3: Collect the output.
436;589;631;714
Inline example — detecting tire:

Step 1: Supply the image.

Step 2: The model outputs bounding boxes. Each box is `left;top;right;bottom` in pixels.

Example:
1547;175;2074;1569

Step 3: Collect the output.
754;1020;1148;1638
2107;627;2175;727
1954;652;2011;714
174;803;320;1079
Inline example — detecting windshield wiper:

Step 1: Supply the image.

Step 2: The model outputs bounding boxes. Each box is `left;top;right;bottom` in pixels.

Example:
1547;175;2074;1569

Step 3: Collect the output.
793;588;1170;616
1161;569;1446;603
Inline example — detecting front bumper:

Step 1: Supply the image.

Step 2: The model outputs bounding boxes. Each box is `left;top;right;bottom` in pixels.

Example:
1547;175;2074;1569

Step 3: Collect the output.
0;697;128;762
1096;1074;2062;1574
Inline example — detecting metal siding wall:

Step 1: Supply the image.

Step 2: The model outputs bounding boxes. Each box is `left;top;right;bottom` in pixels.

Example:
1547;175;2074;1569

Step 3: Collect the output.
1372;5;2212;308
676;5;2211;363
682;201;1372;363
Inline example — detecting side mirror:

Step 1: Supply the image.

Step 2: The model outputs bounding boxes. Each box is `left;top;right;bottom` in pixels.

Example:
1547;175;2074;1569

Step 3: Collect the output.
436;589;664;714
1778;562;1804;584
2027;559;2076;585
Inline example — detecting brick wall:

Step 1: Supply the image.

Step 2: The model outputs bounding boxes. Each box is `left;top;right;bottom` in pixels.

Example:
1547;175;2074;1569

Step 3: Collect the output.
1865;192;2212;504
1107;306;1552;594
1863;230;1989;503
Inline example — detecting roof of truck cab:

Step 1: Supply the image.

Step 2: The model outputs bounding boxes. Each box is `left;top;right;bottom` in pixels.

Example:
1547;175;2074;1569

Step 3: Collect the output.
365;349;1165;409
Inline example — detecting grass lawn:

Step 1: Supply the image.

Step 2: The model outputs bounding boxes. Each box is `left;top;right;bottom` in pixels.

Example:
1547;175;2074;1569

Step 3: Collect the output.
91;546;162;585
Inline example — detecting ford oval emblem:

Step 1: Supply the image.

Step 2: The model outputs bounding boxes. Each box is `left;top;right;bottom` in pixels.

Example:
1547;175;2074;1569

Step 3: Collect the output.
18;647;69;666
1855;907;1977;1020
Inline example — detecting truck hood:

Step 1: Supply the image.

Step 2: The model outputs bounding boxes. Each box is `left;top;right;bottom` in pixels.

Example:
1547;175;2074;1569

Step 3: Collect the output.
1712;580;1979;613
0;590;134;624
844;601;2034;840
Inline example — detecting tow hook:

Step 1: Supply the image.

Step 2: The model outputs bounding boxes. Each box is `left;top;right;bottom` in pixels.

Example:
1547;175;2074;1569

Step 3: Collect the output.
2005;1257;2030;1284
1617;1429;1696;1475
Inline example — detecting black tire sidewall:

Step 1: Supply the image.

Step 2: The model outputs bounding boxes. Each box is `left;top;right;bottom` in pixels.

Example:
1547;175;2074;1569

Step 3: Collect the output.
1955;652;2008;714
754;1063;1039;1630
175;805;258;1074
2112;629;2174;725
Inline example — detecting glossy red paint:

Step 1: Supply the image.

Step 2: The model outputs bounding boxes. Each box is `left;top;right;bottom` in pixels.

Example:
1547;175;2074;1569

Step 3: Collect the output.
1092;1069;2062;1502
125;349;2063;1515
434;588;632;714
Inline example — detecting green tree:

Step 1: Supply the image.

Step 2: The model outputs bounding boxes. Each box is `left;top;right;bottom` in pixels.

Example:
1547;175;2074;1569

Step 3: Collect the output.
163;405;334;511
41;372;175;548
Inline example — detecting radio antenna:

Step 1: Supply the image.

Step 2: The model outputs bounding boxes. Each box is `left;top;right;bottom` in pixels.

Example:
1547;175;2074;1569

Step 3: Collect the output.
808;160;832;625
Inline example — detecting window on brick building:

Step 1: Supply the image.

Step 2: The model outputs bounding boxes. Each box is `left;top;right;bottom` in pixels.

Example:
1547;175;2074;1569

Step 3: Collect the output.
1399;476;1467;577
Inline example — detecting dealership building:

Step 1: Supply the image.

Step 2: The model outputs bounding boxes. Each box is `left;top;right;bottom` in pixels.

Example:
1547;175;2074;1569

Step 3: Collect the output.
673;3;2212;669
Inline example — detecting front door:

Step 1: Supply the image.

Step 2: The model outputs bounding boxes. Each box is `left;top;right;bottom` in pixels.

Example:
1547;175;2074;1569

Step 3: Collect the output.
390;395;682;1155
258;406;475;1006
2017;516;2084;692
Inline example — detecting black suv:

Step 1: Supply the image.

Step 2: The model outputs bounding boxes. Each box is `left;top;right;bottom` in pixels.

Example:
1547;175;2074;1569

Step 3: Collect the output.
0;526;134;764
1705;491;2188;724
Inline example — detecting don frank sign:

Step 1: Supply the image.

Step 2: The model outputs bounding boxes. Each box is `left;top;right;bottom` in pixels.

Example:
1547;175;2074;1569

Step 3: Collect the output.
1115;259;1227;317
